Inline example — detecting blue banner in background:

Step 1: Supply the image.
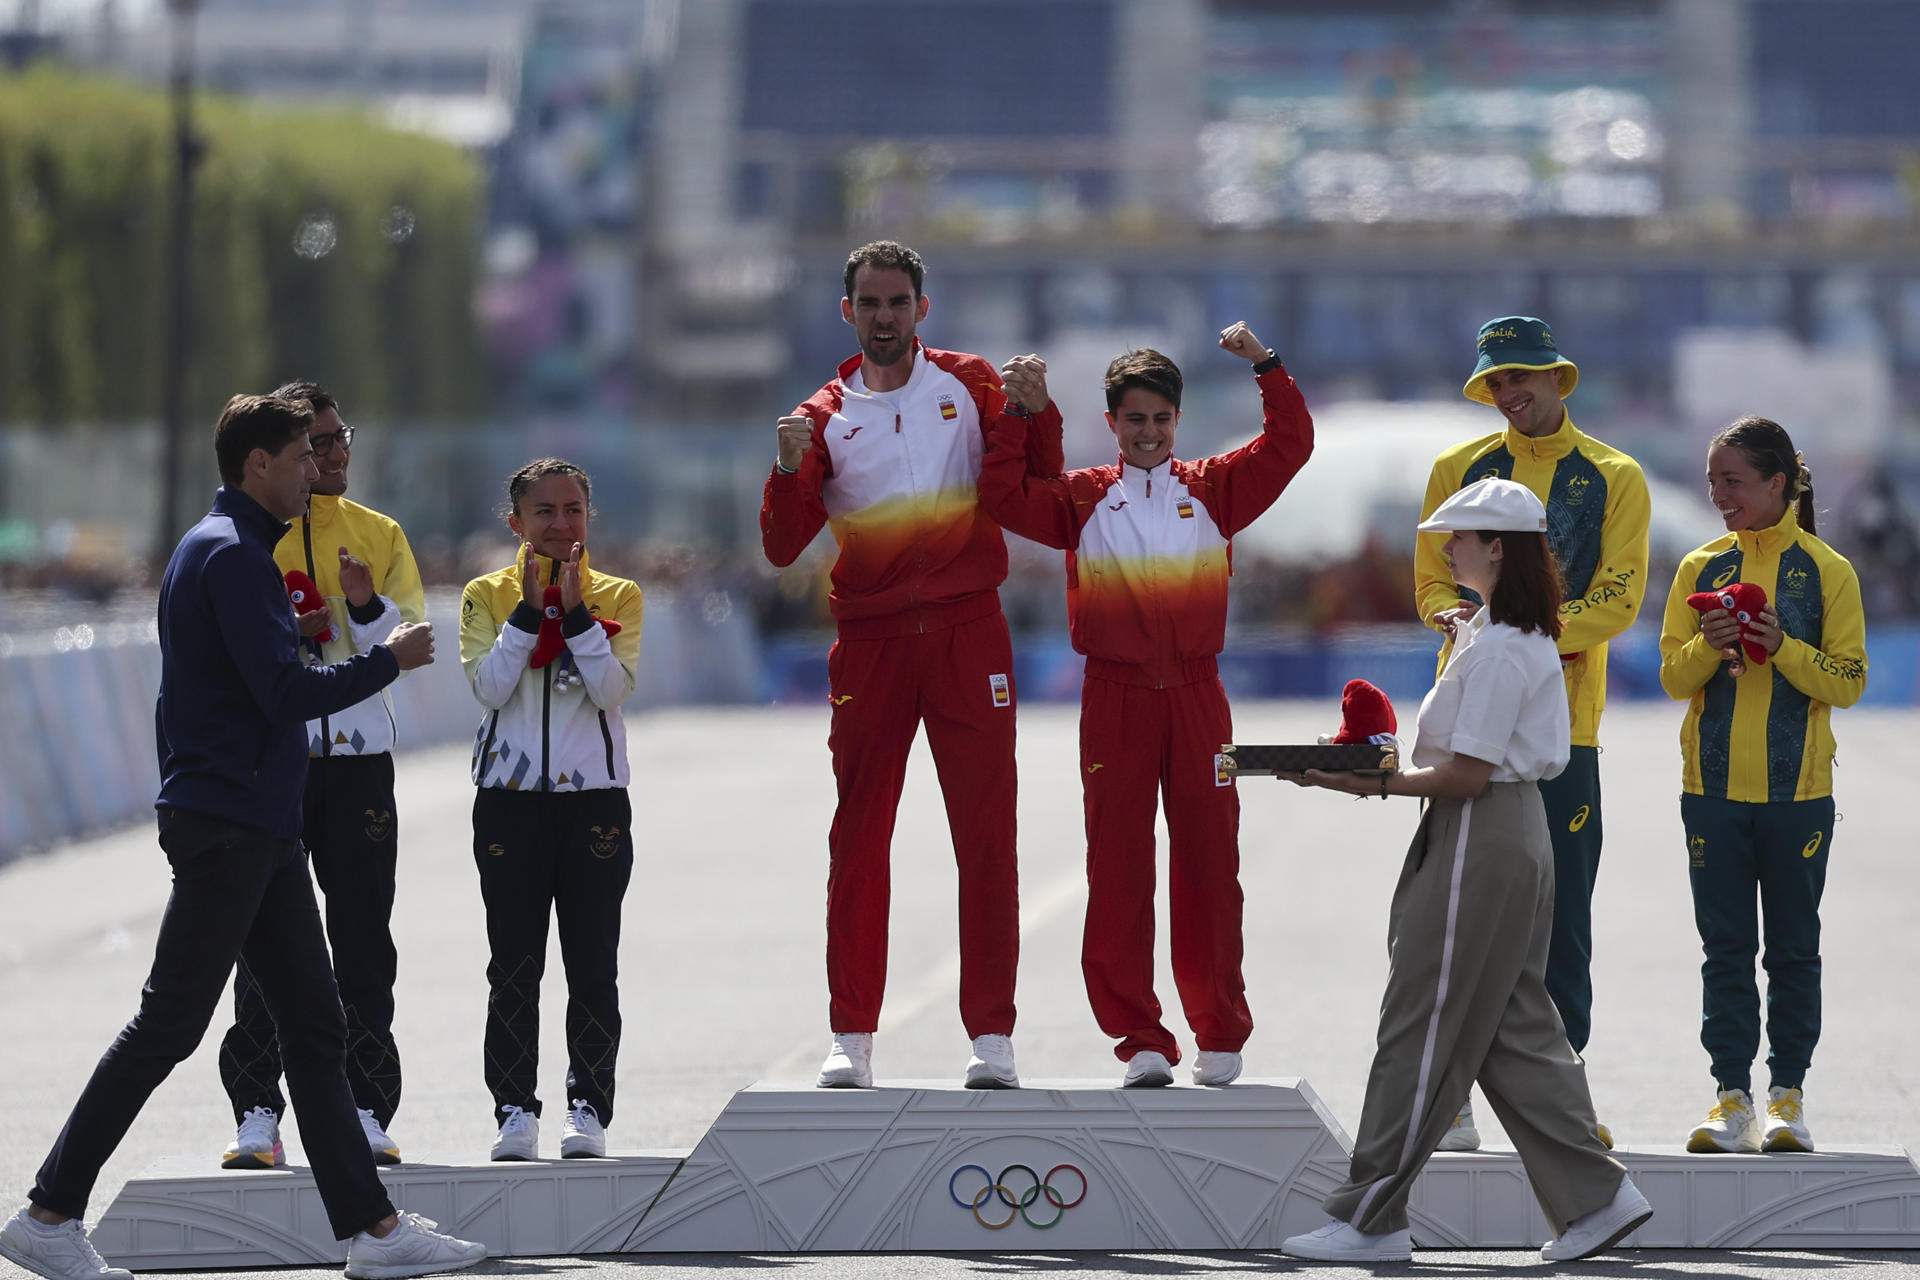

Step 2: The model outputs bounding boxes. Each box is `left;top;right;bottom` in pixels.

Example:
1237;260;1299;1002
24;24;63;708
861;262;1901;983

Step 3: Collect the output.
761;623;1920;711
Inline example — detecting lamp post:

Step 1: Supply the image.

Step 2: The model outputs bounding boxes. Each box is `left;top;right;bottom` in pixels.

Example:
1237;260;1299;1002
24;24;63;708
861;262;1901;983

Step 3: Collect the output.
155;0;202;558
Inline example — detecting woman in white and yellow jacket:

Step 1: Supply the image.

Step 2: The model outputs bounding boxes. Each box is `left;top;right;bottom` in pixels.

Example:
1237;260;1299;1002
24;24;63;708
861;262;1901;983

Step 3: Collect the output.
1659;417;1867;1157
459;458;643;1163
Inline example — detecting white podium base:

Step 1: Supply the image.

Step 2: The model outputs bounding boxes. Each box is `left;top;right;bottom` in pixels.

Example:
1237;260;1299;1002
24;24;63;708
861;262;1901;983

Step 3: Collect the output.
90;1080;1920;1264
1413;1145;1920;1249
90;1150;685;1270
621;1079;1353;1252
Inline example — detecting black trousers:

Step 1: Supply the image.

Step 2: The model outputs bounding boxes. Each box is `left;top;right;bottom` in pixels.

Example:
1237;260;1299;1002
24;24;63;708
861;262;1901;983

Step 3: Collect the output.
220;753;403;1127
31;807;394;1240
472;786;633;1127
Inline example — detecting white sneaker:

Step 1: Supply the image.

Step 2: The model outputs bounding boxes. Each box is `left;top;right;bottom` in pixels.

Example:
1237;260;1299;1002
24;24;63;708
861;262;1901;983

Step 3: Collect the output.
359;1108;401;1166
963;1034;1019;1089
1437;1099;1481;1152
1762;1086;1814;1153
817;1031;874;1089
0;1207;132;1279
1540;1176;1653;1261
221;1105;284;1169
1192;1051;1242;1087
559;1099;607;1158
1686;1087;1761;1153
1122;1050;1174;1088
343;1210;488;1279
1281;1218;1412;1262
490;1104;538;1161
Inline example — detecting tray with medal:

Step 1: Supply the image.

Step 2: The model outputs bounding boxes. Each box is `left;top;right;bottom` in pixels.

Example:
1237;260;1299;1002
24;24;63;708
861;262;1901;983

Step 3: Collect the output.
1216;678;1401;778
1216;741;1398;778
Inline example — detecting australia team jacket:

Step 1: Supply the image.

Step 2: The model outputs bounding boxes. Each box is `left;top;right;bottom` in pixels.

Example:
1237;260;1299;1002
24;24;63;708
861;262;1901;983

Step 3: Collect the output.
760;341;1065;638
460;550;644;792
274;493;426;758
977;361;1314;685
1416;414;1651;748
1658;506;1867;803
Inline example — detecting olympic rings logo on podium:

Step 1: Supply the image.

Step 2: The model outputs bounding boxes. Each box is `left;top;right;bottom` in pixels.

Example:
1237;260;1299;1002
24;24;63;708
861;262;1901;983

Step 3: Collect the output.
948;1163;1088;1229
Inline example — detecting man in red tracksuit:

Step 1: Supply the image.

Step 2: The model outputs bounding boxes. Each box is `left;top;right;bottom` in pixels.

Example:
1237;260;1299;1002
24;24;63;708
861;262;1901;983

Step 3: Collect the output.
979;323;1314;1088
761;240;1063;1090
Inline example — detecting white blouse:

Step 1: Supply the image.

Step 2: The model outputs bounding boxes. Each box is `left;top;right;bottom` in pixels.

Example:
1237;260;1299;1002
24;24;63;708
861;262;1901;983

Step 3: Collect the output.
1410;611;1570;783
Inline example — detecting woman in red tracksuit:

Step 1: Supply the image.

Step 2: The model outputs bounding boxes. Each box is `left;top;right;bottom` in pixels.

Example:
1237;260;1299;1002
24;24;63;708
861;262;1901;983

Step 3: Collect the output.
978;322;1314;1087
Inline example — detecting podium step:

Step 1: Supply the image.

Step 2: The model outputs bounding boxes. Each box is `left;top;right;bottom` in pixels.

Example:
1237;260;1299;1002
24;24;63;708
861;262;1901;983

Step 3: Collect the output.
90;1081;1920;1264
91;1150;688;1270
622;1078;1354;1252
1415;1145;1920;1249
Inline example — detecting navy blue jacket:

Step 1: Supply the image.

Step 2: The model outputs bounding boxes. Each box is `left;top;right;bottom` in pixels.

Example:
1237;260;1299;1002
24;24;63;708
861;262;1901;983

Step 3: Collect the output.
155;486;400;838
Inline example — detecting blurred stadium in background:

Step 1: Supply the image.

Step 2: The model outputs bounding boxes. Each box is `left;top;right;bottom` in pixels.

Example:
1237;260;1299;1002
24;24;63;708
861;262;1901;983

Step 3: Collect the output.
3;0;1919;856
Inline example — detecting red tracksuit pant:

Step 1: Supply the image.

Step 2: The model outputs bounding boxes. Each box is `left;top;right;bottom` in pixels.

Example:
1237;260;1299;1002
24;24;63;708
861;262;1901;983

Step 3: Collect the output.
1080;670;1250;1063
825;610;1019;1038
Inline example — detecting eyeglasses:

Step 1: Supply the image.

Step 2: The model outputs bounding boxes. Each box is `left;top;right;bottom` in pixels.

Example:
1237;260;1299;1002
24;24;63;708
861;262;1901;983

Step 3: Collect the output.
310;425;355;455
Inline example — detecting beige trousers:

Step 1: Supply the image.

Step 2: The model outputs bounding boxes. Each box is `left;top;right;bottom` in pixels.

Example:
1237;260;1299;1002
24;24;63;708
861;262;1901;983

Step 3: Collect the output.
1323;781;1624;1236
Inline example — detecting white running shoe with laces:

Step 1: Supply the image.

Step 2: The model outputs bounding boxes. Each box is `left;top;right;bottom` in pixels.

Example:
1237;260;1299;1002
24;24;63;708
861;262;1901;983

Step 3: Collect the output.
817;1032;874;1089
560;1099;607;1158
1192;1051;1242;1087
1763;1086;1814;1153
1122;1050;1174;1088
359;1108;401;1166
490;1105;539;1161
1540;1176;1653;1261
1437;1099;1480;1152
343;1210;487;1279
0;1206;132;1279
963;1035;1019;1089
1280;1218;1412;1262
221;1106;284;1169
1687;1088;1761;1153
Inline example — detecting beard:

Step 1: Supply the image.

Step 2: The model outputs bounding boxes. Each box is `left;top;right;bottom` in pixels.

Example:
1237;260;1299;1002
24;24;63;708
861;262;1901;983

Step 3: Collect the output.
862;330;912;367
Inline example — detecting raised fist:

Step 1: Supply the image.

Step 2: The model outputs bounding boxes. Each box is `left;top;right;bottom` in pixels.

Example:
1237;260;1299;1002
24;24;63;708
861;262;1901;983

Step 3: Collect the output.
1218;321;1270;364
999;354;1051;413
777;415;815;471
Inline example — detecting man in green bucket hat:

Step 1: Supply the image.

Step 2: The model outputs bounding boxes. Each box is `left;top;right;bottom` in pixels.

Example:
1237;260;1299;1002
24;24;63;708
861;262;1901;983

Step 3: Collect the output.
1415;316;1652;1152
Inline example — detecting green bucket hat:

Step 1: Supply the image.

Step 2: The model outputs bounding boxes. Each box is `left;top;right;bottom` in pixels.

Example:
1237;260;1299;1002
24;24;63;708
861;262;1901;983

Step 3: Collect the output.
1462;315;1579;406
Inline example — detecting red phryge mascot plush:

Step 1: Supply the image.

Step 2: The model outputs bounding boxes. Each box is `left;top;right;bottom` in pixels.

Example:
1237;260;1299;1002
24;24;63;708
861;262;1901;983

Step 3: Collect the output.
528;584;622;669
1329;678;1398;745
283;569;334;644
1686;582;1769;667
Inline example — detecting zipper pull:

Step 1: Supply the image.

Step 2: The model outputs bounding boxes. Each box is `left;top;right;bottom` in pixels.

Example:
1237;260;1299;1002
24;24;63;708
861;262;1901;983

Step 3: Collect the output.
894;412;902;434
1146;473;1153;498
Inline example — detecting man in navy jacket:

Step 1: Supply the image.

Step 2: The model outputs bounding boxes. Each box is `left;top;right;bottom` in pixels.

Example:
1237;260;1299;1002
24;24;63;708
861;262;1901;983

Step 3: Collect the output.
1;396;485;1280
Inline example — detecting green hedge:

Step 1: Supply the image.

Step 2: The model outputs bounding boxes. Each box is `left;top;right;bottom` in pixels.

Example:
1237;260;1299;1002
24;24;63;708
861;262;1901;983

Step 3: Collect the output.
0;66;484;426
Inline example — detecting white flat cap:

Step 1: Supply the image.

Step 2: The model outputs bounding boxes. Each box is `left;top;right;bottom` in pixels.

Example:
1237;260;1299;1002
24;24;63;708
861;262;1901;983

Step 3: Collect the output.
1418;476;1549;533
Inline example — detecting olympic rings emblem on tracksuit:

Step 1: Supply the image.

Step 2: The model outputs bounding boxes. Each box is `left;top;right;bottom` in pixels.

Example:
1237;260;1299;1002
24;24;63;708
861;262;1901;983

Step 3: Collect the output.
948;1163;1088;1229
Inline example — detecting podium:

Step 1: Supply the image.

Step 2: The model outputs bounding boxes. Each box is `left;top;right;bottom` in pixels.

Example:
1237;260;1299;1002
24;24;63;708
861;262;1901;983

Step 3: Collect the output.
92;1079;1920;1267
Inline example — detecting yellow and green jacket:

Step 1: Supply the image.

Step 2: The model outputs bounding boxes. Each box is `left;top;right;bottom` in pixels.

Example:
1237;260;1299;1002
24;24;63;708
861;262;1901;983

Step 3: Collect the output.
1416;414;1652;748
273;493;426;757
1659;507;1867;803
460;549;644;792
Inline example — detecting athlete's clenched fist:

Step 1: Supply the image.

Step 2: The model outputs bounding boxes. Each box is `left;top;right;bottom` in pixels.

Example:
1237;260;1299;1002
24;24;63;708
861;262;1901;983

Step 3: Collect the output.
1000;354;1051;413
1218;321;1271;364
776;415;815;471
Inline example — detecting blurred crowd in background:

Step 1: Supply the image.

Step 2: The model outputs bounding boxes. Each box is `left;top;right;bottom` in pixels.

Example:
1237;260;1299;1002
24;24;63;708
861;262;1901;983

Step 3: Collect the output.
4;0;1920;654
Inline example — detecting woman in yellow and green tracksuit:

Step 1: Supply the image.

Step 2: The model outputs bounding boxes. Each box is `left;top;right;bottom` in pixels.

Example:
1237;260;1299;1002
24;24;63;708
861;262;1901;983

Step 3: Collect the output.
461;458;644;1163
1659;416;1867;1156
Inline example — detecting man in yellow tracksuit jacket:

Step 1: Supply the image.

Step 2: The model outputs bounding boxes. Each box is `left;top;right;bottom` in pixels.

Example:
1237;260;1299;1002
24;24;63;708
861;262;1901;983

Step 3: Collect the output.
1416;319;1650;1148
216;381;426;1170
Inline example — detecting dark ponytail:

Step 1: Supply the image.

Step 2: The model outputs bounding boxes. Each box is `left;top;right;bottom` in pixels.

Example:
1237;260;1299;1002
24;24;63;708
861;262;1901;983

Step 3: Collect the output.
1712;416;1815;534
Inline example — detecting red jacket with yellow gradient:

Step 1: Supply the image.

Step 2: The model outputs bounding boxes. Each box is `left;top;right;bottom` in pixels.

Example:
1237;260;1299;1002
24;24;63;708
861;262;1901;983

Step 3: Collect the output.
977;362;1313;685
760;341;1065;638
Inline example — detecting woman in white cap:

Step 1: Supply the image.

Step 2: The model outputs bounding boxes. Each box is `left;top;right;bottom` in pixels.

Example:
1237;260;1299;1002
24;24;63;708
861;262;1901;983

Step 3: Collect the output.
1277;477;1649;1264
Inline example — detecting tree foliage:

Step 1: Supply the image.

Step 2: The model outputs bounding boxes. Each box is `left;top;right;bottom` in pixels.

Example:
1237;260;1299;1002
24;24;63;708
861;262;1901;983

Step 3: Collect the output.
0;67;484;426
